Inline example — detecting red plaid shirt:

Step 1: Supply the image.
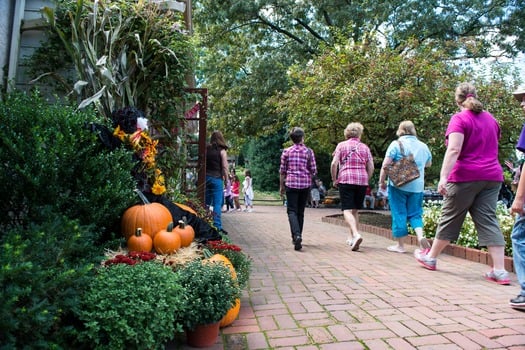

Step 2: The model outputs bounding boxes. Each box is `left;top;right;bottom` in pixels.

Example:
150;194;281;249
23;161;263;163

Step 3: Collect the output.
280;144;317;189
333;138;372;186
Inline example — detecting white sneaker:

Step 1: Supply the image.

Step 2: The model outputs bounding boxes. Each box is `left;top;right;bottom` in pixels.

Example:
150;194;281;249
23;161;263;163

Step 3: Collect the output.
351;234;362;251
247;209;253;213
387;245;406;253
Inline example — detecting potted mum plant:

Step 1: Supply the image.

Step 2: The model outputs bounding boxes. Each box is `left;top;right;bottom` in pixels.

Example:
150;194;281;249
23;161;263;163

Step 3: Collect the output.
205;239;252;290
77;259;186;350
175;258;241;347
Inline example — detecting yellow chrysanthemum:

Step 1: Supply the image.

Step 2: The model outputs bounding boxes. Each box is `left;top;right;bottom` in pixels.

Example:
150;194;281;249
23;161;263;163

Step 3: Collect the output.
152;183;166;195
113;125;126;141
113;125;166;195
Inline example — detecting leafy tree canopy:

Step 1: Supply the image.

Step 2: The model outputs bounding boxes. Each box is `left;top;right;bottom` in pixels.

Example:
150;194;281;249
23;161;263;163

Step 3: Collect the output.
273;42;523;183
195;0;525;139
194;0;525;189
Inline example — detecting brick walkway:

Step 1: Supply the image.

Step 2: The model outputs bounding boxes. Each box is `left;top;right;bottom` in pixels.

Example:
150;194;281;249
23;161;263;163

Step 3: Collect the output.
178;205;525;349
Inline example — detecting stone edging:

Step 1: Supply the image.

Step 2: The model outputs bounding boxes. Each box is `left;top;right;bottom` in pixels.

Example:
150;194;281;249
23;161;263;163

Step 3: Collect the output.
322;214;515;273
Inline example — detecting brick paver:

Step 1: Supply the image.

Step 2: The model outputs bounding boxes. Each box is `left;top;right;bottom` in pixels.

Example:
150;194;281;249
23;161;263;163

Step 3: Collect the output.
172;205;525;349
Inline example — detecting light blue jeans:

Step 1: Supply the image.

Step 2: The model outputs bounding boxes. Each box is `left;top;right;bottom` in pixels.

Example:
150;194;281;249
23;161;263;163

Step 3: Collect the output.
388;185;423;238
512;214;525;296
205;175;224;230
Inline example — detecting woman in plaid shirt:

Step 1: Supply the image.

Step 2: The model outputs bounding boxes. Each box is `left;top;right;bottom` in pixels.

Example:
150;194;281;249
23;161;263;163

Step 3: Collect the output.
280;127;317;251
331;122;374;251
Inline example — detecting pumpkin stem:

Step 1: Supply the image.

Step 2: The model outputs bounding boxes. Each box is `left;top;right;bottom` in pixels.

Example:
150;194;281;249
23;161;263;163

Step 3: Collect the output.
134;189;151;204
178;219;186;229
135;228;142;237
166;222;174;232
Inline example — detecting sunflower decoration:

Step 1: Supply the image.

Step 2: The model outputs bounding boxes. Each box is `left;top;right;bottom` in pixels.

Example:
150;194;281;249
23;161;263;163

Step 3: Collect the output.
112;107;166;195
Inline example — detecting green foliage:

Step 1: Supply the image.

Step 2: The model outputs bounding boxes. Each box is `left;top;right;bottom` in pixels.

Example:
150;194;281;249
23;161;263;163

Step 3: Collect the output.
0;217;99;348
77;261;185;350
422;201;514;256
273;43;524;183
38;0;193;118
32;0;198;192
175;259;241;330
195;0;525;142
243;130;286;191
0;91;136;236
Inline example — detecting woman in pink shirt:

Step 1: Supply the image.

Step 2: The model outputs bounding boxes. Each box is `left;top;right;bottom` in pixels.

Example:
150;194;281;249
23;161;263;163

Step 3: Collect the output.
330;122;374;251
415;82;509;285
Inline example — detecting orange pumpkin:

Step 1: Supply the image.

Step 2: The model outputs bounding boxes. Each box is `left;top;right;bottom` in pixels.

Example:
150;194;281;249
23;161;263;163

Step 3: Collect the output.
127;228;153;252
174;202;197;215
153;222;181;254
121;190;172;240
206;253;237;280
174;216;195;248
220;298;241;328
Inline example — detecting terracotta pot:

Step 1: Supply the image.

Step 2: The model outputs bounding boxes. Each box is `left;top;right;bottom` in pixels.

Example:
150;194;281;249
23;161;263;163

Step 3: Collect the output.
185;322;220;348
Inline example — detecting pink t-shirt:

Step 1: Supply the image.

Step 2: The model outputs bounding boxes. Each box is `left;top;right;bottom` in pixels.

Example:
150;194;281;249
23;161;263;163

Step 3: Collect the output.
445;110;503;182
231;180;240;196
332;138;373;186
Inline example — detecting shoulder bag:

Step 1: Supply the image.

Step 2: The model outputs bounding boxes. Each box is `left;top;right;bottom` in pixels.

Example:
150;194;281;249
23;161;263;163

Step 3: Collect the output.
384;141;420;187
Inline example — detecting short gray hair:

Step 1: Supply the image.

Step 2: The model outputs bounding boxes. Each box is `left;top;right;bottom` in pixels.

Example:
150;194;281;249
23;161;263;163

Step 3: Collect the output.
344;122;364;139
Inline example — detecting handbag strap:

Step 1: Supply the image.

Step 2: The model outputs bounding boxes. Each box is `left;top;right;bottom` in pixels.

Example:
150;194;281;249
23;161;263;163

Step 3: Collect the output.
397;141;406;157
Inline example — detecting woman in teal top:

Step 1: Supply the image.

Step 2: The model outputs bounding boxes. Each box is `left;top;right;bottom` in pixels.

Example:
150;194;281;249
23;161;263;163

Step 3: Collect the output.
379;120;432;253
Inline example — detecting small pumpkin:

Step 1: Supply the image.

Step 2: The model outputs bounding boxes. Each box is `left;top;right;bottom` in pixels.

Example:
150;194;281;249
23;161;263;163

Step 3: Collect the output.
220;298;241;328
206;253;237;280
174;216;195;248
153;222;181;254
121;190;172;240
127;228;153;252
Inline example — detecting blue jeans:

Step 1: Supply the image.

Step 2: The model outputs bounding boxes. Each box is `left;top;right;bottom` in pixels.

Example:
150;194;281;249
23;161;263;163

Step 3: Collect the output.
388;185;423;238
285;187;310;240
512;214;525;296
205;175;224;230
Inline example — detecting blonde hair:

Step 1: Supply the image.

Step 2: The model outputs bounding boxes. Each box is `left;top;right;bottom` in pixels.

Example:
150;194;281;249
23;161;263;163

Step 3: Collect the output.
455;82;483;113
396;120;417;137
344;122;364;139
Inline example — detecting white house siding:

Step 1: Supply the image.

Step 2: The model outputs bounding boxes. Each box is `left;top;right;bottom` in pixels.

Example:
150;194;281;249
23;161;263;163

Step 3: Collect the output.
16;0;54;91
0;1;15;91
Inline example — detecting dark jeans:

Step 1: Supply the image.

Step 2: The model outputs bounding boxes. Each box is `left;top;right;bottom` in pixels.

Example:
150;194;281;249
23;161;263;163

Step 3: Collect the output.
285;187;310;240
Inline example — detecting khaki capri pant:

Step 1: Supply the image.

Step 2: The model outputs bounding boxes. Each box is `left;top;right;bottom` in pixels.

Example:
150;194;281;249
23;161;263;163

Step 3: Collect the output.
435;181;506;247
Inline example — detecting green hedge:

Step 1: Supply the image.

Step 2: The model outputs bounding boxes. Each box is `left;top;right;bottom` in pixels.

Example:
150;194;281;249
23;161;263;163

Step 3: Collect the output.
0;91;139;348
0;91;136;237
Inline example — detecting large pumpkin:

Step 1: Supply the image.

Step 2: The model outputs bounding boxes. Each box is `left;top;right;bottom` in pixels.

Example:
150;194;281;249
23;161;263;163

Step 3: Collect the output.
127;228;153;252
220;298;241;328
153;222;181;254
206;253;237;280
174;217;195;248
121;190;172;240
